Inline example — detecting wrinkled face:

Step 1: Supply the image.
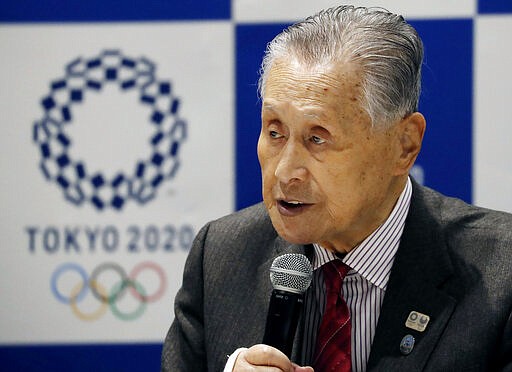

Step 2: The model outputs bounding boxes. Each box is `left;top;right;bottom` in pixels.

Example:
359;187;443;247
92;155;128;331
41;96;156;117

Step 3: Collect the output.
257;60;406;253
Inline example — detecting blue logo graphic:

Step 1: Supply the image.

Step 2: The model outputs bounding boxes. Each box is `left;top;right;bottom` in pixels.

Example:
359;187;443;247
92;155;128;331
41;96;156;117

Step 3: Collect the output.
32;50;187;211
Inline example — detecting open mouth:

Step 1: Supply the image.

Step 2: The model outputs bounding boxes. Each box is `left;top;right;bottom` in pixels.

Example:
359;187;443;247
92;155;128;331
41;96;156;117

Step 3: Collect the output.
277;200;312;215
279;200;304;208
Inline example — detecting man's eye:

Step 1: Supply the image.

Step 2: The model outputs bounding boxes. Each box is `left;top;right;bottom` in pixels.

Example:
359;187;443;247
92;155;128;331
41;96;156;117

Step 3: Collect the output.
311;135;325;144
269;130;283;139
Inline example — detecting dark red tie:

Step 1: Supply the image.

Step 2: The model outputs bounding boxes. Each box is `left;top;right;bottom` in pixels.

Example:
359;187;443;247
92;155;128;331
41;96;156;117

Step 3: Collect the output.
313;260;351;372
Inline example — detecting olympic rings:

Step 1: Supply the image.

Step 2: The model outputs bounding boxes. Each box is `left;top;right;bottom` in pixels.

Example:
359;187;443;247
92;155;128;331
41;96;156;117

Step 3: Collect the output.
70;280;109;321
51;261;166;321
110;280;147;321
129;261;166;302
51;263;88;304
90;262;128;303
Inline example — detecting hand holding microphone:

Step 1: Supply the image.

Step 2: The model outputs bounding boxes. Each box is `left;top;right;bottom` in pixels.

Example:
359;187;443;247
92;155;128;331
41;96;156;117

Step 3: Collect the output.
235;345;314;372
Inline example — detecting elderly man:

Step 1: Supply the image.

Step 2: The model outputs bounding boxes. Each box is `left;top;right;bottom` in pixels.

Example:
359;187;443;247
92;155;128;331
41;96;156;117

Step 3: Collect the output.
162;5;512;371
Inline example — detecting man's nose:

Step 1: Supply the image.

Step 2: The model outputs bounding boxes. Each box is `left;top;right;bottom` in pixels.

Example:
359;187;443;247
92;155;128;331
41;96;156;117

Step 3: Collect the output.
274;141;308;184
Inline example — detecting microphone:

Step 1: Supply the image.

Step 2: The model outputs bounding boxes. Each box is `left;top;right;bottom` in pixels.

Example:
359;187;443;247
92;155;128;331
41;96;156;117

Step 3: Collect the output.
262;253;313;357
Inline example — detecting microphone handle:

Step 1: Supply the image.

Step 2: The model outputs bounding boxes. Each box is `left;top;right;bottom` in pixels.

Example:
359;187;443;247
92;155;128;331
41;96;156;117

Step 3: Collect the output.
262;289;304;357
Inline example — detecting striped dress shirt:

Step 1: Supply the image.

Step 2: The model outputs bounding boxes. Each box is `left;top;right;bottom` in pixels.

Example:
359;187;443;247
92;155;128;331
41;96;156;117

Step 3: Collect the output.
301;177;412;371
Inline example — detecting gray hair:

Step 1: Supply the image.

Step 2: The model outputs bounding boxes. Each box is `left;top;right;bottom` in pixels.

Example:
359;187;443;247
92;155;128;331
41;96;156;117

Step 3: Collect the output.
258;5;424;128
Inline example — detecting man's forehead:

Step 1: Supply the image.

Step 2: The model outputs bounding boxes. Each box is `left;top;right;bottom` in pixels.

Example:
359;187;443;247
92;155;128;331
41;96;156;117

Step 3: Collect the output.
264;59;362;95
263;61;363;114
267;57;360;79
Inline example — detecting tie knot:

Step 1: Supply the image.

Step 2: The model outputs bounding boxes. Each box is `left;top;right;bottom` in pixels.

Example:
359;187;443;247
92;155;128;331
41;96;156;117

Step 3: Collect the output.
322;260;350;293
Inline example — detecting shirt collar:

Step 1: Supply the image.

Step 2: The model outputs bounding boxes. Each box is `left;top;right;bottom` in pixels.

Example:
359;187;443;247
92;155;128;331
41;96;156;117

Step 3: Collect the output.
312;177;412;290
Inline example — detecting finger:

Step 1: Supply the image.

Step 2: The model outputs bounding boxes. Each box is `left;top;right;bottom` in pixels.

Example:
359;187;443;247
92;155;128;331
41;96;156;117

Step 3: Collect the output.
291;363;314;372
234;349;287;372
244;344;292;370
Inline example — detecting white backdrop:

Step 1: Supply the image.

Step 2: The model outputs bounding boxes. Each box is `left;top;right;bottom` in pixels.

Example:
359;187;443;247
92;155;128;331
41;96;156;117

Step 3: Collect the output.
0;22;233;342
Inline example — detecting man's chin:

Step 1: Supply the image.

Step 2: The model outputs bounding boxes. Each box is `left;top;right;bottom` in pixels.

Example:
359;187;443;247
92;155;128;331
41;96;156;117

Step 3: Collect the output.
267;209;316;243
273;225;314;245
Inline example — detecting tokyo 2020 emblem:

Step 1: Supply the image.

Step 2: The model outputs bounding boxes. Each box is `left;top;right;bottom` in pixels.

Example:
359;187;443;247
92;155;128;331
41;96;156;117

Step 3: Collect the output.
32;50;187;211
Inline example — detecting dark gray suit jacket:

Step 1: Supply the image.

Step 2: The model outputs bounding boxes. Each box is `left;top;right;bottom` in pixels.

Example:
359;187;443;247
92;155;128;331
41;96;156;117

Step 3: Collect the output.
162;182;512;371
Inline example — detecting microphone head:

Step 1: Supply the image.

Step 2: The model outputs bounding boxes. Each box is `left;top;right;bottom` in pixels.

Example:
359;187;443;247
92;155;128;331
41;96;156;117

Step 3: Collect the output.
269;253;313;294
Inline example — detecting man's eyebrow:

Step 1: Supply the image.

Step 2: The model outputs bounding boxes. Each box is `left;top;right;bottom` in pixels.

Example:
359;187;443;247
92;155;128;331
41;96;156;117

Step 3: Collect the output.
262;103;275;111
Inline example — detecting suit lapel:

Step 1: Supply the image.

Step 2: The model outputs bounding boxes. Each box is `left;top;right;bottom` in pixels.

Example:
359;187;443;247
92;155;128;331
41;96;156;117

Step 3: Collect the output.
367;183;457;370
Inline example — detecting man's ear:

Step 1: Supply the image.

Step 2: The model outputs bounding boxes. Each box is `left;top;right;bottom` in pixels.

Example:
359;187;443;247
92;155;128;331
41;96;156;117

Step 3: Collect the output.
394;112;426;175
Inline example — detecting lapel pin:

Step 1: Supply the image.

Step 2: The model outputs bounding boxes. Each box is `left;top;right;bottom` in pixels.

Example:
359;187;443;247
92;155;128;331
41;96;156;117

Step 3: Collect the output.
405;310;430;332
400;334;415;355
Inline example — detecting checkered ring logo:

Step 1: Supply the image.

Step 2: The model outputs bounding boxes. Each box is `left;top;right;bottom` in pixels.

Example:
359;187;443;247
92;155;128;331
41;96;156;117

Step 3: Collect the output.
32;50;187;211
